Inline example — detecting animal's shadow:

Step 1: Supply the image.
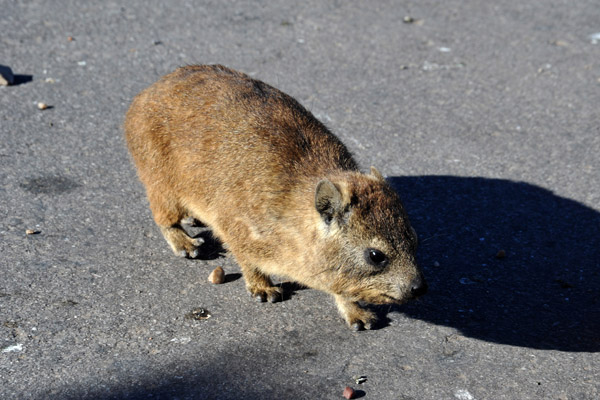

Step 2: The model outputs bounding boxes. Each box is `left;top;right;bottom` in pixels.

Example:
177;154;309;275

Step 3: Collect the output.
385;175;600;352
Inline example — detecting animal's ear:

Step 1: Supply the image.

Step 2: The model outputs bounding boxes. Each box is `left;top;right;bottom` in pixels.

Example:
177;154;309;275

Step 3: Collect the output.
315;179;343;224
370;166;384;181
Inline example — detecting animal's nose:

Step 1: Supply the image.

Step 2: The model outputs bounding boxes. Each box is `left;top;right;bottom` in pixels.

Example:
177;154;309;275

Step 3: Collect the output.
410;274;428;298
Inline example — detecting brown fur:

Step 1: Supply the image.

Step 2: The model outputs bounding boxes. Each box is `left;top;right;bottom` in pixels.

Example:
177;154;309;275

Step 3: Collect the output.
124;65;426;330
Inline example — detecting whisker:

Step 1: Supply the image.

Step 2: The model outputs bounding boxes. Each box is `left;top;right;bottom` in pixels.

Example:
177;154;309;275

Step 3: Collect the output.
420;232;450;243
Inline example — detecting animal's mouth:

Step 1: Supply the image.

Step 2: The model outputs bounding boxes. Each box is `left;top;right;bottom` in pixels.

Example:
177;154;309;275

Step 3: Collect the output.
345;288;410;305
384;294;402;303
368;294;405;305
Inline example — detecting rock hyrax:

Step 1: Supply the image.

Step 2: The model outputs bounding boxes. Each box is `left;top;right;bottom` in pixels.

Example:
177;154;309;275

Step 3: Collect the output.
124;65;427;330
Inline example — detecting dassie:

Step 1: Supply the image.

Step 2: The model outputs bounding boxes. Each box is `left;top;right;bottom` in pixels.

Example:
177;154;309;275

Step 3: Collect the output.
124;65;427;330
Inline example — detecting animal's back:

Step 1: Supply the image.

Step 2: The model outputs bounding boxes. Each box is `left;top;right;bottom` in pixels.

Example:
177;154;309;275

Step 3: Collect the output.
124;65;361;257
127;66;356;185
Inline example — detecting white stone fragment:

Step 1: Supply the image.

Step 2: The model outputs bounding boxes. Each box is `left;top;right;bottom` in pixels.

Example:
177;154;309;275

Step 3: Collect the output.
2;343;23;353
454;389;476;400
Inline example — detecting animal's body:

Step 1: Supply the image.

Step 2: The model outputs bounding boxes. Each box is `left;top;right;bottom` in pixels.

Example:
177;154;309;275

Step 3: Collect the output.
124;65;426;330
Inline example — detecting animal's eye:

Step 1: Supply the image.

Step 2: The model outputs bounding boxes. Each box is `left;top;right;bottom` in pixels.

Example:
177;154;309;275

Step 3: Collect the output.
365;248;388;268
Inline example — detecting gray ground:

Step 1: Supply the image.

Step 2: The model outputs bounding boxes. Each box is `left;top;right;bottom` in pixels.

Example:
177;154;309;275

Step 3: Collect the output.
1;1;599;399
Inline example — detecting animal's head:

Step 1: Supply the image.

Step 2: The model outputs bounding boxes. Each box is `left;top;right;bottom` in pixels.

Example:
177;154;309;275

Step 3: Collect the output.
313;167;427;304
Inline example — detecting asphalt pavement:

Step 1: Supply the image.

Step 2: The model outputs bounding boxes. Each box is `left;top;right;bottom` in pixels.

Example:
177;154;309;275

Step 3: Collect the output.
1;1;599;399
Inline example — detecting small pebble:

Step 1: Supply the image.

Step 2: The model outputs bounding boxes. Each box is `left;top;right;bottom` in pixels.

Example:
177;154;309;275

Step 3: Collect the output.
433;261;440;267
402;16;423;25
354;376;367;384
495;249;506;259
208;266;225;284
343;386;356;399
25;229;40;235
67;36;74;42
37;102;49;110
185;308;211;321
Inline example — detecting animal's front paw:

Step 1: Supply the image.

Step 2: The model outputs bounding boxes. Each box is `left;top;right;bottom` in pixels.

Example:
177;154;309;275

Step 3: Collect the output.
347;308;377;331
335;295;378;331
248;285;284;303
241;267;283;303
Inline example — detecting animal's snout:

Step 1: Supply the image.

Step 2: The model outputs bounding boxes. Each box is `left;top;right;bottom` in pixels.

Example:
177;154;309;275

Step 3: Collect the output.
410;273;428;298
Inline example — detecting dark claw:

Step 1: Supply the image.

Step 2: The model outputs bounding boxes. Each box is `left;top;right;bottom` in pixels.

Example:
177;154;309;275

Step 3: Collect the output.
190;249;200;258
254;293;267;302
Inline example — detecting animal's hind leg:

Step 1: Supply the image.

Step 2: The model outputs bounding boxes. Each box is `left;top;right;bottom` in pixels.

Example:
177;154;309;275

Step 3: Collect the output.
159;226;204;258
148;189;204;258
181;215;206;228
